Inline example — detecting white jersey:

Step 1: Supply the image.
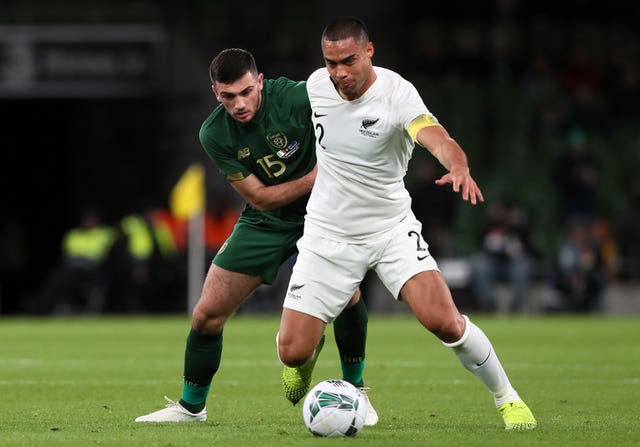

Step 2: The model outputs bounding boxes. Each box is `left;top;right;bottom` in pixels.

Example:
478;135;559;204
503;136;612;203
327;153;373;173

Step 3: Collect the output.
305;66;434;241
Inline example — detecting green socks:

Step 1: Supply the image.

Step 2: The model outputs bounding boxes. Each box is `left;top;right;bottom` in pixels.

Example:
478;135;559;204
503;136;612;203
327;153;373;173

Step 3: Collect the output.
179;329;222;413
333;298;368;388
178;300;368;414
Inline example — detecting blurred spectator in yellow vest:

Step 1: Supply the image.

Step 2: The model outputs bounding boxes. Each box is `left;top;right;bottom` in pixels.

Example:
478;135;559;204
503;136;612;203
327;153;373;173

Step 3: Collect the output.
108;207;184;313
34;207;117;314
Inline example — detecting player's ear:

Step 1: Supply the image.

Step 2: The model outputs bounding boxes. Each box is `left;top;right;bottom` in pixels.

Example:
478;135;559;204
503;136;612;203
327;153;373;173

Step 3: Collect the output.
366;42;374;58
211;84;220;101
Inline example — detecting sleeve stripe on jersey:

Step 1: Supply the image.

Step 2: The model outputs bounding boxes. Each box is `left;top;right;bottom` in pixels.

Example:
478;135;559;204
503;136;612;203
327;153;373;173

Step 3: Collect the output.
226;172;245;181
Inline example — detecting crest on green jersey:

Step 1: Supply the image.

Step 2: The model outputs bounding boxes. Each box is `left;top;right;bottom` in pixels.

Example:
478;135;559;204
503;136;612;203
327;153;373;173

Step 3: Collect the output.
266;132;288;149
267;131;300;159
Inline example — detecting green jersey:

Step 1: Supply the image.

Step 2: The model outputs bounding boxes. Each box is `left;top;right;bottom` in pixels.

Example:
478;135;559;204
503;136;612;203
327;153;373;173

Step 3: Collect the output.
199;77;316;228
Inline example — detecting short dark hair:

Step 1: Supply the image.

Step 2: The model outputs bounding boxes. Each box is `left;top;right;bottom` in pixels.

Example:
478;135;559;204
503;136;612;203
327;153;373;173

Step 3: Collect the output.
208;48;258;85
321;17;369;44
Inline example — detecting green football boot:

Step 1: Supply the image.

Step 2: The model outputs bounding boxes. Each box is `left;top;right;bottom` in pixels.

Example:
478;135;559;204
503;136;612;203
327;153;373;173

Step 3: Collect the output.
282;335;325;405
497;400;537;430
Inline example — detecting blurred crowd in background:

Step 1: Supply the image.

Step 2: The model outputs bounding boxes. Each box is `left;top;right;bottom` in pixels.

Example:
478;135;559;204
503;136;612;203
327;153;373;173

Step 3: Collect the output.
0;0;638;315
22;201;240;314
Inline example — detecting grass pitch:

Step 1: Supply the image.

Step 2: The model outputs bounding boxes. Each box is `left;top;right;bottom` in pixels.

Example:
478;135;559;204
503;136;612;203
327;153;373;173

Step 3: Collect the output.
0;313;638;447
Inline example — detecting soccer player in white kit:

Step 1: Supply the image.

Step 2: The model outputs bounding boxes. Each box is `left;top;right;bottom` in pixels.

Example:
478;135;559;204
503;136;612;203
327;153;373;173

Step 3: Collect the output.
277;16;537;430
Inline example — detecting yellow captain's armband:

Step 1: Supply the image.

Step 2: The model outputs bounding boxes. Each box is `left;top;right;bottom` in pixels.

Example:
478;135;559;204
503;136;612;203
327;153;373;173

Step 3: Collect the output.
407;113;440;143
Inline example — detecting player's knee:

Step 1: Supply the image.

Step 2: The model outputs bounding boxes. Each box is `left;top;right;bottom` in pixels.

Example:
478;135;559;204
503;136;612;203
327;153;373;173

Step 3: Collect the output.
428;314;466;344
279;349;308;367
191;305;227;333
277;336;312;367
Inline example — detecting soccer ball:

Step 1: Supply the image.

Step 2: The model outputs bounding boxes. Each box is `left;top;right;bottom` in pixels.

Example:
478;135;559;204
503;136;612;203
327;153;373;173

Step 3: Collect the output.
302;379;367;437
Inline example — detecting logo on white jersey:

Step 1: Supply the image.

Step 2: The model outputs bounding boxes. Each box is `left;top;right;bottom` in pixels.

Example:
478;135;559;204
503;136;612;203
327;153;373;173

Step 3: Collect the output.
361;118;379;129
359;118;380;138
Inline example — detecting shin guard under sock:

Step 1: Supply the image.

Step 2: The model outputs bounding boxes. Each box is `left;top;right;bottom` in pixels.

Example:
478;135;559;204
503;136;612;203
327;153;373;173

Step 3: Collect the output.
179;329;222;413
443;315;520;405
333;298;368;387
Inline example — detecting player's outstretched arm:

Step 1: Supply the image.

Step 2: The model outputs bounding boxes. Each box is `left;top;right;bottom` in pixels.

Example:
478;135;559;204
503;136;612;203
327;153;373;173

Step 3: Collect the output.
416;125;484;205
229;165;317;211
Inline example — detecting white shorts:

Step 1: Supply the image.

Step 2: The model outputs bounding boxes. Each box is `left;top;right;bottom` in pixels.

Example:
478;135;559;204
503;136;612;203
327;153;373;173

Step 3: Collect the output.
283;217;439;323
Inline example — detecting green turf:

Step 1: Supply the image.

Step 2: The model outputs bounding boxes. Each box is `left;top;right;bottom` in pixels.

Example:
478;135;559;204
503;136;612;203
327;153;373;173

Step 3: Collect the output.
1;313;638;446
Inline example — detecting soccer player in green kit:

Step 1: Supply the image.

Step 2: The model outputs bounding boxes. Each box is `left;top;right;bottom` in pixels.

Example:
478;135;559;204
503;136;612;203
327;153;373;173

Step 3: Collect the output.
135;48;378;425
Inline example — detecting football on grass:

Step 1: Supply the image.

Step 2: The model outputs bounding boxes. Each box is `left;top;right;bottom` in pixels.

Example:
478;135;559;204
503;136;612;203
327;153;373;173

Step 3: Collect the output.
302;379;367;437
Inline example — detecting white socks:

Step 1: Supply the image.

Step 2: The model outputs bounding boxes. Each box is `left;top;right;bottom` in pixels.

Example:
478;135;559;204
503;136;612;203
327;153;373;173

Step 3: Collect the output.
443;315;520;406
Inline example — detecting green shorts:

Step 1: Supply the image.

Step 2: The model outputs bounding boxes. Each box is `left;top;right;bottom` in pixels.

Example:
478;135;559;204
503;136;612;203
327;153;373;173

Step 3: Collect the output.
212;217;303;285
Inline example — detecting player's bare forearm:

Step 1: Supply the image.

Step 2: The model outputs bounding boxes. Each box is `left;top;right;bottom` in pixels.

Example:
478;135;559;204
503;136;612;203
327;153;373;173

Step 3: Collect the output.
416;126;484;205
416;126;464;170
230;165;317;211
433;141;484;204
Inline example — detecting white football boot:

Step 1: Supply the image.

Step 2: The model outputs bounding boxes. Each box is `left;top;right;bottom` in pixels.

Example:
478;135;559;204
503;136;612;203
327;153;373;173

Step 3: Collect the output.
135;396;207;422
358;387;379;426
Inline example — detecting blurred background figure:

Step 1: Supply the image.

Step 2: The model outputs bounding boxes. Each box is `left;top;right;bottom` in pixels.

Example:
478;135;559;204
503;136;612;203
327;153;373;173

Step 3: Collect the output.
470;196;534;313
552;127;601;224
108;207;184;313
33;207;117;314
591;217;620;283
552;217;606;312
0;218;29;313
108;211;157;313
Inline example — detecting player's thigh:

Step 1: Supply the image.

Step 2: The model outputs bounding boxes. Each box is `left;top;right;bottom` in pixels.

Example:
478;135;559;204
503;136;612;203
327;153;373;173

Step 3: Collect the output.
283;234;368;324
401;270;465;342
196;263;263;321
400;270;459;324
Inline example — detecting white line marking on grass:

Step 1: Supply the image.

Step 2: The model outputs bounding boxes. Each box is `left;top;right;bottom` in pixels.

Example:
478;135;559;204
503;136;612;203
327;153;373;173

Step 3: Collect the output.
0;379;171;386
